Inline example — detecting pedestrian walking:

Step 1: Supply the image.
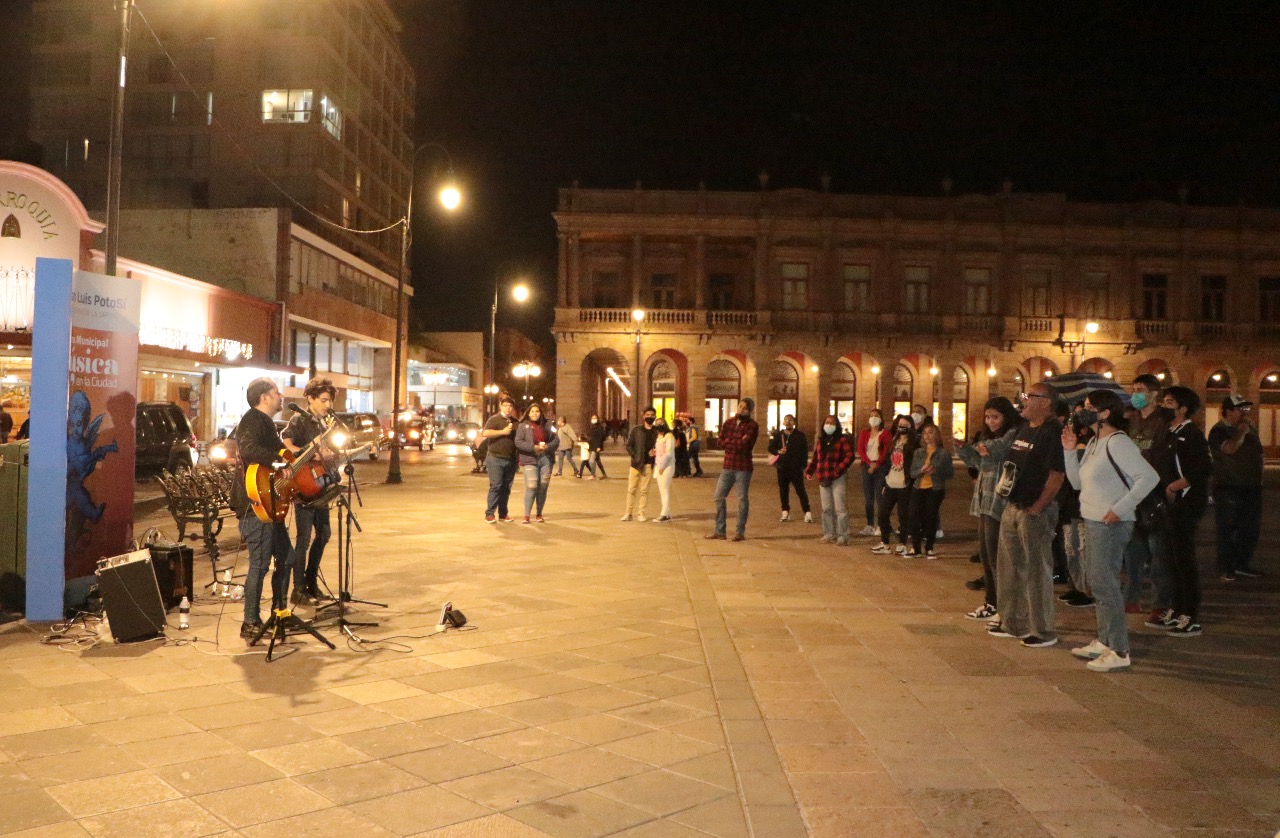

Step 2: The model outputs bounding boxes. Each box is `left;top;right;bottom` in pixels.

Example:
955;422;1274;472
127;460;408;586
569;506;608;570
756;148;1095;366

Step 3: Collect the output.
806;415;855;544
515;403;559;523
706;398;759;541
1208;394;1264;580
687;417;704;476
653;418;676;521
955;396;1021;620
871;416;918;554
1062;389;1160;672
621;406;658;521
907;424;953;557
481;397;520;523
587;414;609;478
673;419;692;477
855;409;891;535
769;414;812;523
554;417;580;477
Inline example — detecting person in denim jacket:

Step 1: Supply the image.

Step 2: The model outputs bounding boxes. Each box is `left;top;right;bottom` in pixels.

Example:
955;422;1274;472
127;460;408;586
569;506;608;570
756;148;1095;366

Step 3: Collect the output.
956;396;1022;620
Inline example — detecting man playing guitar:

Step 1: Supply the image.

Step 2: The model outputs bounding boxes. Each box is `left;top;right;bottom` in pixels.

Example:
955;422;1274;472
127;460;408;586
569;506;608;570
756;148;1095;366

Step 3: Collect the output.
231;378;294;638
283;377;337;606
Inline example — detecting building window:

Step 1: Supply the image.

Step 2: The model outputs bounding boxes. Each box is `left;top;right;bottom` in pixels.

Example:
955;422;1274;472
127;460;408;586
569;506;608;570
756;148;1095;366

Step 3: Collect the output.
709;273;736;310
1261;277;1280;321
1022;269;1050;316
903;266;930;314
780;263;808;310
320;94;343;139
650;273;676;309
843;264;870;311
963;267;991;315
589;271;622;308
261;89;313;123
1200;275;1226;322
1142;274;1169;320
1083;271;1109;318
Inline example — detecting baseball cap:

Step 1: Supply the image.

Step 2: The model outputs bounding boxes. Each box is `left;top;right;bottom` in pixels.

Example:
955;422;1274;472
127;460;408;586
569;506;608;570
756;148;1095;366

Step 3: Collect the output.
1222;394;1253;411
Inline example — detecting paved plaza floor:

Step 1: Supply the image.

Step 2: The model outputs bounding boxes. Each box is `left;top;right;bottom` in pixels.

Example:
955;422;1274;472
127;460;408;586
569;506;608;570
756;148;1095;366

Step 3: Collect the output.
1;445;1278;837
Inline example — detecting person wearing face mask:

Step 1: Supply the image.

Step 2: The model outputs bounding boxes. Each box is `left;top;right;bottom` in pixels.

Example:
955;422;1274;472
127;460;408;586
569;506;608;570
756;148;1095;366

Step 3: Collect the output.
622;407;659;521
586;414;609;479
871;416;919;554
673;418;692;478
911;405;932;431
653;418;677;522
1062;390;1159;671
686;417;704;477
706;398;759;541
1124;374;1172;619
769;414;813;523
806;415;855;544
856;409;892;536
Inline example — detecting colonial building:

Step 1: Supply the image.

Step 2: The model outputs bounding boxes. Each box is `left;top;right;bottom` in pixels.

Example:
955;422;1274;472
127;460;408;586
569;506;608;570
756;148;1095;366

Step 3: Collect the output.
552;185;1280;453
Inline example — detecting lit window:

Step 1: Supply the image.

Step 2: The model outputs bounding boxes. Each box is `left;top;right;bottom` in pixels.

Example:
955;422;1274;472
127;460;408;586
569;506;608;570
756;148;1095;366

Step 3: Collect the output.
261;89;313;123
320;94;343;139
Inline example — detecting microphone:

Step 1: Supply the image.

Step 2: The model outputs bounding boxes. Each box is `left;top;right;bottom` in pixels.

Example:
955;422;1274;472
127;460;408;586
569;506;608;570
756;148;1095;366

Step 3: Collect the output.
288;403;307;416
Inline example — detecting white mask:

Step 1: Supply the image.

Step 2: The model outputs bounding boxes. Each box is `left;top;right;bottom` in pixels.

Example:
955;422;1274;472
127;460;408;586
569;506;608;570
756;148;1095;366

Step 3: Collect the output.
868;416;882;428
911;412;925;426
823;424;837;435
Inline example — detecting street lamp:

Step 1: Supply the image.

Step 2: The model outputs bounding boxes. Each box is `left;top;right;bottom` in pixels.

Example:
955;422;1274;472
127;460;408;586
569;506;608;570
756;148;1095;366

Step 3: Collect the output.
632;309;645;422
490;281;531;404
513;362;541;402
105;0;137;276
388;142;461;485
483;383;500;415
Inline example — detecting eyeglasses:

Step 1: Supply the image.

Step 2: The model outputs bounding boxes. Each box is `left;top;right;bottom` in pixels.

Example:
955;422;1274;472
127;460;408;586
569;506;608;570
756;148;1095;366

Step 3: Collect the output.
1020;392;1050;401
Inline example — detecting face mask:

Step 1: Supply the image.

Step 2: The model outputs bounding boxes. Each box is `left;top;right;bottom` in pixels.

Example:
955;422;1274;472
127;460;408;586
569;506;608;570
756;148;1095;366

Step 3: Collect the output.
868;416;882;428
591;419;597;424
644;416;654;426
656;424;668;433
897;426;911;434
910;412;925;426
1076;409;1098;428
1130;392;1148;410
823;424;837;435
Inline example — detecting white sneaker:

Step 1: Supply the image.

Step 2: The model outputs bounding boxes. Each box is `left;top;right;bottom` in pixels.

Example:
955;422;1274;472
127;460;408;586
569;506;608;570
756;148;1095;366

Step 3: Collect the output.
894;544;906;554
858;525;876;536
804;512;814;523
871;543;891;554
820;535;836;544
936;528;944;539
1071;639;1111;660
780;511;790;522
925;550;937;560
1086;650;1131;672
636;514;647;522
620;514;633;522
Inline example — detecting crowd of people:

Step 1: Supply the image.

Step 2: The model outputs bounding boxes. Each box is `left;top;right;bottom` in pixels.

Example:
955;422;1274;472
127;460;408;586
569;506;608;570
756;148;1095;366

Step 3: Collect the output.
477;378;1266;672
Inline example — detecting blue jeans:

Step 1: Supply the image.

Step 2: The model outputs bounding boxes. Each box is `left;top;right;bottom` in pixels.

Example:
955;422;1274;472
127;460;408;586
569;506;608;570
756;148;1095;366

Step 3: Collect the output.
238;513;293;626
485;454;518;518
713;468;752;536
1123;524;1171;609
820;474;849;540
290;505;331;592
523;458;553;516
555;448;578;477
1085;519;1133;655
860;467;883;527
1214;485;1262;574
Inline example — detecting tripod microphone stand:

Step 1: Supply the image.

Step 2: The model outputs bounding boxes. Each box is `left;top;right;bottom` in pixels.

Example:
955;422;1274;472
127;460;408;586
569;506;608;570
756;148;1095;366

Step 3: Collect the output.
313;452;386;642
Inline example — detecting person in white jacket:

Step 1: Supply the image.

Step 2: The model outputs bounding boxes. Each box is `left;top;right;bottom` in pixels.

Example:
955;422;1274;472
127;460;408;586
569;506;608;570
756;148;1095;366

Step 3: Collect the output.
1061;389;1159;672
653;419;677;522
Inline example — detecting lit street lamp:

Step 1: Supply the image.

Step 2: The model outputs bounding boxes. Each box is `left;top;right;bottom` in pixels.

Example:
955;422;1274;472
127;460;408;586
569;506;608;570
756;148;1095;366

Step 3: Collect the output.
388;142;461;484
513;362;541;402
632;309;645;422
490;281;531;410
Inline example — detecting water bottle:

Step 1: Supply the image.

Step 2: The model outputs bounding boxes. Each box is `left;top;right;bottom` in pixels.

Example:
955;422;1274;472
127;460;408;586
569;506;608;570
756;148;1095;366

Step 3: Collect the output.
220;569;232;597
178;596;190;630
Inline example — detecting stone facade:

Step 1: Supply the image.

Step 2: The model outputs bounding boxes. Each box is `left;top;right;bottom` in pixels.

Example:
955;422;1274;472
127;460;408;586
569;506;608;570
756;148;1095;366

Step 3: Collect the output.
552;186;1280;453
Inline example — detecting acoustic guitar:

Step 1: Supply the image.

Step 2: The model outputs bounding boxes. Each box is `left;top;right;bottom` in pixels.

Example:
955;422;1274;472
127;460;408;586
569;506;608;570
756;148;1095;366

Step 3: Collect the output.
245;420;339;523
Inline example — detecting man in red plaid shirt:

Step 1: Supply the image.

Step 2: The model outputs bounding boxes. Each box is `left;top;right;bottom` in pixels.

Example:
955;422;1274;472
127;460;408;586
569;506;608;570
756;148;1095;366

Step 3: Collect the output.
706;398;760;542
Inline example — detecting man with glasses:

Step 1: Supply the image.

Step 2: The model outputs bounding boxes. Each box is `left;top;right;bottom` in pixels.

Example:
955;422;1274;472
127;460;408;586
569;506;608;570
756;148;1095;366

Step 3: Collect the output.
1207;394;1264;581
988;382;1065;648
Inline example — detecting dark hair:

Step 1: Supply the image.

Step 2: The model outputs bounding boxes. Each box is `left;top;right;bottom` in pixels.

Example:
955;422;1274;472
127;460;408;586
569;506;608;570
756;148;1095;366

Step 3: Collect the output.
521;403;546;422
818;415;844;452
1163;385;1200;417
1133;373;1161;390
1086;389;1129;432
500;396;515;407
303;377;336;400
246;377;277;408
979;396;1021;440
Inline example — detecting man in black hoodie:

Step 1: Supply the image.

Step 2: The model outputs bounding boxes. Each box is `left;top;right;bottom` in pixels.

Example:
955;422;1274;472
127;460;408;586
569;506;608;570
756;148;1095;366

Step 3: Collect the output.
768;414;812;523
621;407;658;521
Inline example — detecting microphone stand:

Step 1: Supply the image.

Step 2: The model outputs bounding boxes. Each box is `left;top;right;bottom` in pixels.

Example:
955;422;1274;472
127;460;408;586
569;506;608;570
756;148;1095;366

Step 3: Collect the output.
312;445;385;641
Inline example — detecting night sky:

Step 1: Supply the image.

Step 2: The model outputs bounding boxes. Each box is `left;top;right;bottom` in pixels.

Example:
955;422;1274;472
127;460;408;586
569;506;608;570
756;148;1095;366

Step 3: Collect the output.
5;2;1280;358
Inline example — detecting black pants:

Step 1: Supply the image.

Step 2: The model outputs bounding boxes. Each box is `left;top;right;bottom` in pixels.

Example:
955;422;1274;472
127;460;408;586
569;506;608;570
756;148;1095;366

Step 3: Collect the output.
777;469;810;513
291;505;331;592
1163;501;1205;620
908;488;943;552
879;486;911;545
690;445;703;475
590;449;608;478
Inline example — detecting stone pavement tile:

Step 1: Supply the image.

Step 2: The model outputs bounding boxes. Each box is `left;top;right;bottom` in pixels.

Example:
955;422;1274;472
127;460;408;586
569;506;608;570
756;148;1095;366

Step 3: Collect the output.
388;742;513;784
505;790;653;838
765;718;865;745
1124;789;1275;832
1005;780;1134;813
76;798;227;838
0;728;111;761
117;669;219;695
609;819;713;838
17;746;144;786
540;714;652;746
521;652;598;672
592;767;730;816
87;713;202;745
1081;758;1203;791
45;770;182;818
370;693;476;722
802;805;931;837
668;796;749;838
439;684;549;710
292;704;403;737
0;708;81;738
441;765;576;810
601;730;721;767
502;673;600;697
327;680;426;705
419;650;508;670
237;806;396;837
526;748;652;788
194;778;333;828
610;699;709;729
612;674;701;700
1;823;90;838
212;717;322;751
469;727;586;763
1216;777;1280;816
743;803;810;837
787;771;909;808
176;698;280;731
1036;808;1169;838
120;730;241;768
0;689;46;715
336;722;451;759
556;685;651;713
294;761;427;805
905;788;1053;837
777;743;882;773
0;789;74;833
348;785;493;834
250;737;371;776
251;691;361;719
412;813;555;837
880;756;1002;791
664;715;726;745
154;753;285;796
1163;746;1280;779
418;709;527;742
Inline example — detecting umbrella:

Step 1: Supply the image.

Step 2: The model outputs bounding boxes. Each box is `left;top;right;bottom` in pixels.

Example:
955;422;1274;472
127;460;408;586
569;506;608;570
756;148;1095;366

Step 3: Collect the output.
1042;372;1129;407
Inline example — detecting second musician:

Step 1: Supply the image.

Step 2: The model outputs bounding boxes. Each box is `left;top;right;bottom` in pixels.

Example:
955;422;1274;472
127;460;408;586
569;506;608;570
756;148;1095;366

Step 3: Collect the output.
284;377;337;606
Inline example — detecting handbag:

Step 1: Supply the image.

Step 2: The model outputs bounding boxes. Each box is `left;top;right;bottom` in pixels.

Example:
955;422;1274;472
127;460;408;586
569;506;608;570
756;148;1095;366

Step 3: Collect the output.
1103;435;1166;529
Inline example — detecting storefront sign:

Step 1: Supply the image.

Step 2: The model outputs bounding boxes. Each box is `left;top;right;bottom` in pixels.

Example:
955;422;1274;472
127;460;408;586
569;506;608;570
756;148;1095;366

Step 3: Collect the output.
139;324;254;360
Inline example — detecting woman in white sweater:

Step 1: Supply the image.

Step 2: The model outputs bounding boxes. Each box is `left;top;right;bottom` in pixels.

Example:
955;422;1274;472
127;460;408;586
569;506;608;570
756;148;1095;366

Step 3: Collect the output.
653;419;676;522
1061;389;1159;672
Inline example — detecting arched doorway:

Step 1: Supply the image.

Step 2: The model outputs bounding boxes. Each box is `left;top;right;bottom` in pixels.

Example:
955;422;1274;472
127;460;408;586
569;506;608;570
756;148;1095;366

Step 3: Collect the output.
829;360;856;429
766;358;799;433
580;347;629;426
892;363;914;418
951;366;970;440
1021;356;1059;388
1135;358;1174;385
705;358;742;433
1203;368;1232;426
1079;357;1115;379
648;357;678;422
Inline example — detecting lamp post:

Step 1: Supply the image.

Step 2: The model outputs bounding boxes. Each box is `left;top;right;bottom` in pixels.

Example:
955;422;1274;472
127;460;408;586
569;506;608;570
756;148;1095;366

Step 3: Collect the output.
388;143;461;484
512;362;541;403
632;309;645;423
105;0;136;277
483;383;500;416
490;282;530;408
871;364;881;411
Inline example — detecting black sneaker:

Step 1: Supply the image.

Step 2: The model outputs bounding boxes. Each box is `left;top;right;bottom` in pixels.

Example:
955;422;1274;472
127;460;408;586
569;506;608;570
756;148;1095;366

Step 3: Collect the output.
964;577;985;591
1168;616;1202;636
1052;572;1069;585
1058;588;1081;602
1065;591;1096;608
1020;635;1059;648
1219;572;1237;582
240;621;263;639
1235;567;1264;578
987;623;1024;639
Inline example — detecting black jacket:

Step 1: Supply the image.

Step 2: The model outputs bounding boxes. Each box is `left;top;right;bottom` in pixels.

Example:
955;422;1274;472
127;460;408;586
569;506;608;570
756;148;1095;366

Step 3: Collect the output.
1152;419;1212;511
588;422;608;451
626;423;658;469
768;428;809;474
231;408;283;516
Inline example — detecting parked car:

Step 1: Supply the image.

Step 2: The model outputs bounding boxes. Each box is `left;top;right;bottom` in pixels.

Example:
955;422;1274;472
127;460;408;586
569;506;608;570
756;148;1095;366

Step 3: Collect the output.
333;412;382;460
136;401;198;475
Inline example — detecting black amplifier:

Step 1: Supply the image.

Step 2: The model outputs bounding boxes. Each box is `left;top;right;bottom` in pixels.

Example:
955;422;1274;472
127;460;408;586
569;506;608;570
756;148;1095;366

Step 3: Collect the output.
149;543;195;610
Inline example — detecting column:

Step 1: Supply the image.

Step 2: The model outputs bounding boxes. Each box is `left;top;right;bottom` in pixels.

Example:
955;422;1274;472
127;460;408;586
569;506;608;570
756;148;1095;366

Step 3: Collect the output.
878;360;897;419
813;356;833;436
568;233;581;307
556;233;568;307
937;362;956;442
694;235;707;310
754;233;770;310
631;234;644;309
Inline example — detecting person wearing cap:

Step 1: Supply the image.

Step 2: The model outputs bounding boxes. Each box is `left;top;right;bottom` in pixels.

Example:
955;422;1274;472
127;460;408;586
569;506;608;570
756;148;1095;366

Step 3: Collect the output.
706;398;759;541
1207;394;1264;580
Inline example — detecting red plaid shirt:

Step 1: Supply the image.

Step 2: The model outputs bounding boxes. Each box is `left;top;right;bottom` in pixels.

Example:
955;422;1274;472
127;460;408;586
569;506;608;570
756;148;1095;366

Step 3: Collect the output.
806;435;855;482
718;416;759;471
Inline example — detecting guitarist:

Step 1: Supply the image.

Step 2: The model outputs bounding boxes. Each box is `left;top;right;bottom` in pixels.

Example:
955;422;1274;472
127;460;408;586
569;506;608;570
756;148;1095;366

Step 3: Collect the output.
231;378;295;639
283;377;336;607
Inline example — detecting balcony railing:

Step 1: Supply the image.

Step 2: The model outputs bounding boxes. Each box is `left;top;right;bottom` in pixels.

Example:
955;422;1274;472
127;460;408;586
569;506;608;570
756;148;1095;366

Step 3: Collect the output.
707;310;758;328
